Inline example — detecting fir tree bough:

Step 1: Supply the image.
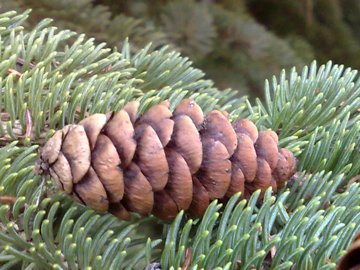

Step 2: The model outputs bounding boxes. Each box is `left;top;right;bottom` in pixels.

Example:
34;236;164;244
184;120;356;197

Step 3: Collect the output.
0;0;306;98
0;10;359;270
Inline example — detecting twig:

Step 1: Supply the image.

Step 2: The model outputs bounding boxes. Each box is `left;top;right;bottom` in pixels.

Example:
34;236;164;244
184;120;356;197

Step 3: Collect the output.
25;108;33;139
0;195;17;204
181;248;191;270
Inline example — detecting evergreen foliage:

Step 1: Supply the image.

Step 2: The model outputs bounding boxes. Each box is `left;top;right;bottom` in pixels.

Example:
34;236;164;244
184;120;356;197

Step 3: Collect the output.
0;0;305;97
3;0;360;99
246;0;360;72
0;10;359;270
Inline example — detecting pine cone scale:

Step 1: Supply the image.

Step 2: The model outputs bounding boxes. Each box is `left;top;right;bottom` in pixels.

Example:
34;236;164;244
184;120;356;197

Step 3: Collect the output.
173;99;204;128
153;190;179;220
74;167;109;212
172;115;203;174
202;110;238;156
40;130;63;164
135;124;169;191
139;103;174;147
232;133;257;182
61;125;91;183
188;176;210;217
104;110;136;168
165;148;193;210
109;202;130;220
197;139;231;199
255;131;279;170
91;134;124;202
226;164;245;198
252;158;273;193
79;113;109;150
51;152;73;193
123;162;154;215
123;101;140;124
233;119;259;143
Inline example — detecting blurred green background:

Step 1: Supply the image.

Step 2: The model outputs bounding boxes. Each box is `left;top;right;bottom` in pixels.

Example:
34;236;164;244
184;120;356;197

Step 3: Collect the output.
1;0;359;98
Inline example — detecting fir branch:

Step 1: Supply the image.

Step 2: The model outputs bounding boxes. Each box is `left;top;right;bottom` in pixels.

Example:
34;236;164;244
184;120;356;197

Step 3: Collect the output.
0;10;359;270
161;182;360;269
260;61;360;139
0;142;161;269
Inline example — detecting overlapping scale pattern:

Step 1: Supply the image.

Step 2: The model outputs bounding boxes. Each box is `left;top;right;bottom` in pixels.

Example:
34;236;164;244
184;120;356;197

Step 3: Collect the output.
35;99;296;220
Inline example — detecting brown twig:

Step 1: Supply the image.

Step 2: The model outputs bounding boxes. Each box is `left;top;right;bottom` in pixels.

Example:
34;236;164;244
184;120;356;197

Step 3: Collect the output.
346;174;360;189
25;108;33;139
7;68;22;77
181;248;191;270
0;195;17;204
338;232;360;270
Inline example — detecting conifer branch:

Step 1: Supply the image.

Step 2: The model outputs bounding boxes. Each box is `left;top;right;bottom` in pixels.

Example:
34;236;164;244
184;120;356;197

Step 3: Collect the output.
0;10;359;270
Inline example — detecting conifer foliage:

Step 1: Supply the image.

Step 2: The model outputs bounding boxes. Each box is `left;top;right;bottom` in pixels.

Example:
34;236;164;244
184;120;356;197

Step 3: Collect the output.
0;0;304;97
0;10;359;270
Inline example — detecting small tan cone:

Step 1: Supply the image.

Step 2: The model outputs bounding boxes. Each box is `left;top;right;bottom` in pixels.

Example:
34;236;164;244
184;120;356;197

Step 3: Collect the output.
36;99;296;221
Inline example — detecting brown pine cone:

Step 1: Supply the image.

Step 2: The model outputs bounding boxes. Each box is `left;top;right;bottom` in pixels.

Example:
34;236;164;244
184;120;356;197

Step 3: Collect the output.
338;233;360;270
35;99;296;220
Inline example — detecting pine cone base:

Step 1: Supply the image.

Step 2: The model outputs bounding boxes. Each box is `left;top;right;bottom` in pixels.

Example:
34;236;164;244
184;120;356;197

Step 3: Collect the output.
36;99;296;220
